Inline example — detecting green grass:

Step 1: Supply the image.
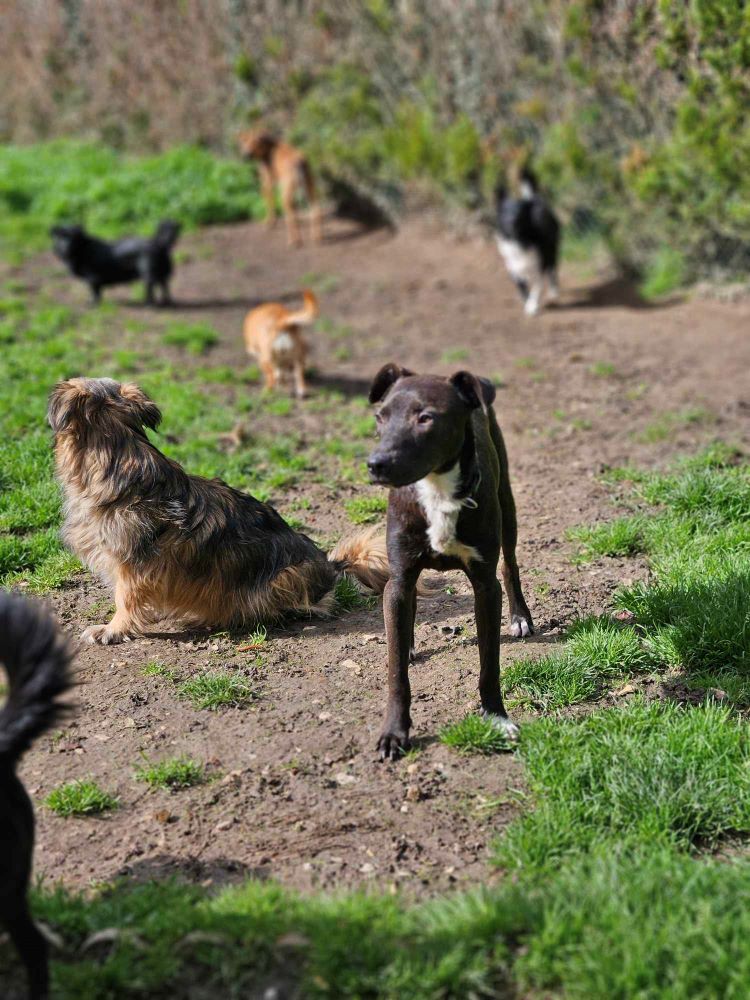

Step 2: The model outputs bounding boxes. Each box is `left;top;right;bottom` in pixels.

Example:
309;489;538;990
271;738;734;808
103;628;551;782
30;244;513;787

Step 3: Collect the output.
20;841;750;999
343;494;387;524
135;756;206;790
640;246;686;299
333;573;374;612
0;141;264;261
589;361;616;377
162;321;219;355
440;347;470;363
439;714;516;754
141;661;176;679
568;515;649;562
504;615;646;710
498;698;750;872
176;670;255;710
45;780;119;817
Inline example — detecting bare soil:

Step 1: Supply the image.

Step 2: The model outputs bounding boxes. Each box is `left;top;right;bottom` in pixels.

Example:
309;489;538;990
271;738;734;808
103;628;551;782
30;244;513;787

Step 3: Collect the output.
13;216;750;899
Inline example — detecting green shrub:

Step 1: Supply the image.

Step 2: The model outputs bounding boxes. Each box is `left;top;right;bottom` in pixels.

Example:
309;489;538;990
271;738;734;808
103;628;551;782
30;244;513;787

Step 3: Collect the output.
46;780;119;817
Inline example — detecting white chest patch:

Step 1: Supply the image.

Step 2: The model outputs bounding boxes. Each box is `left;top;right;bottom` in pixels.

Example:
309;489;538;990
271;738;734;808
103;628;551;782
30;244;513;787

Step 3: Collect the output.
496;236;541;284
415;467;481;566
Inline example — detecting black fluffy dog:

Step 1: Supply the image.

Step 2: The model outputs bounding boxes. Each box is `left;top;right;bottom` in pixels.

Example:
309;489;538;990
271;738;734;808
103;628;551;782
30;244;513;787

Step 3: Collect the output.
0;593;70;999
495;168;560;316
50;220;181;305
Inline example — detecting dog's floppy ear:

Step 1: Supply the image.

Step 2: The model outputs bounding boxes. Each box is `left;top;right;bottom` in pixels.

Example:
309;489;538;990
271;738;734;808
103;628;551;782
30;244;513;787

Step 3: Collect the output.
119;383;162;431
368;363;415;404
449;371;494;413
47;380;86;433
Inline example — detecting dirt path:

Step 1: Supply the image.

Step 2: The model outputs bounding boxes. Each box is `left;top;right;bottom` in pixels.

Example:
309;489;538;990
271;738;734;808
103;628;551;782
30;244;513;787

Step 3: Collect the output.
17;216;750;899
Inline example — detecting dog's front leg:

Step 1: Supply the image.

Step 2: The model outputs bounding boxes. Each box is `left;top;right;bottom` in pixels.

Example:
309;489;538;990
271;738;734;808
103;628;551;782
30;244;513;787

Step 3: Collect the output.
471;569;519;740
81;576;141;645
377;574;417;760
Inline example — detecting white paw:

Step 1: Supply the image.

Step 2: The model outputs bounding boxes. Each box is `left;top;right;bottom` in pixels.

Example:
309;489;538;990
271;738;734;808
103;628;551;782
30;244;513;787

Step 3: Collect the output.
524;300;541;316
482;712;520;741
81;625;130;646
510;617;532;638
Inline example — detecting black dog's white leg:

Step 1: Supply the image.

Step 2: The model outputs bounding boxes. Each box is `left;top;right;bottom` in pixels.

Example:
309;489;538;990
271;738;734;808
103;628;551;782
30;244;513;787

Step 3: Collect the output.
513;277;529;303
470;568;518;740
377;574;417;760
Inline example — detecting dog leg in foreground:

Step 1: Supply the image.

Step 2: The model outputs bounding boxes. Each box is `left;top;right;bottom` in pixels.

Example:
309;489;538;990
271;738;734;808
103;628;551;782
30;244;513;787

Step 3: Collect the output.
0;593;71;999
48;378;388;644
368;363;533;759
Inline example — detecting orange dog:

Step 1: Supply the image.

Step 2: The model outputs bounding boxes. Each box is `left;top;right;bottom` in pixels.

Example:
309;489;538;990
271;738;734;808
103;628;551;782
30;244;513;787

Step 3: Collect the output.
243;290;318;398
239;128;322;246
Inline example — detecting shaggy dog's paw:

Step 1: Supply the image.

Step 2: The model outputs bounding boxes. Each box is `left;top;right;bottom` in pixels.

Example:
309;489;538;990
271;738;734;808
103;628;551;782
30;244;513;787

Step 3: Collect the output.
509;615;533;638
482;711;520;742
81;624;131;645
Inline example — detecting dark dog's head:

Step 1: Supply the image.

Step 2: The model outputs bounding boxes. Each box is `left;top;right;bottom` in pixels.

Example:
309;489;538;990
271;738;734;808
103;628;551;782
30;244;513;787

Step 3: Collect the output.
367;364;495;488
48;377;162;440
50;224;86;263
154;219;182;247
238;128;276;162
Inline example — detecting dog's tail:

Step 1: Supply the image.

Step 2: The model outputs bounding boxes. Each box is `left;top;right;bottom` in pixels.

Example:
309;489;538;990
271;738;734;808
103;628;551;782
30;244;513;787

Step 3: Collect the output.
0;594;71;765
152;219;182;250
328;527;389;594
281;289;318;328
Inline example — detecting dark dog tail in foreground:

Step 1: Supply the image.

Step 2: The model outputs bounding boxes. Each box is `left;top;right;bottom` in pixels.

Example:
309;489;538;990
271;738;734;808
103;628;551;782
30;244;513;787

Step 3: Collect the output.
152;219;181;251
0;594;70;763
0;592;71;1000
328;527;390;597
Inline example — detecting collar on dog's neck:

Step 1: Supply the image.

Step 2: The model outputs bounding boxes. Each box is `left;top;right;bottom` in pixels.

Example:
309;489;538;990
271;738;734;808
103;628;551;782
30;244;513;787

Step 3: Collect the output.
436;424;481;509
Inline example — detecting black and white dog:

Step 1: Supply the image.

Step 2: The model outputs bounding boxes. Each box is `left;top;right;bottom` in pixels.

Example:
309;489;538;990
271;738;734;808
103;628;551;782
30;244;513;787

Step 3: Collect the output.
50;220;181;305
495;169;560;316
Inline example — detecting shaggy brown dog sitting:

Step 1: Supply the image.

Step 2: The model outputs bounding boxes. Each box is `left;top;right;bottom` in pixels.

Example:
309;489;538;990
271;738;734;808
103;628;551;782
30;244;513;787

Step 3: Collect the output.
48;378;387;644
238;128;322;246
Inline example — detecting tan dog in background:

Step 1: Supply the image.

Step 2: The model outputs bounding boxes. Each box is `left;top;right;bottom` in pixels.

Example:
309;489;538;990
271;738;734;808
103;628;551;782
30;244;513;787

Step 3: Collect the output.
243;289;318;398
238;128;322;246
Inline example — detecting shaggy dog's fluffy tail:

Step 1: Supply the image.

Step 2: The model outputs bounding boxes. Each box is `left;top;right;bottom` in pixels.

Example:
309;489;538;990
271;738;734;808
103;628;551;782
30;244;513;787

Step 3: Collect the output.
329;527;389;594
0;593;70;765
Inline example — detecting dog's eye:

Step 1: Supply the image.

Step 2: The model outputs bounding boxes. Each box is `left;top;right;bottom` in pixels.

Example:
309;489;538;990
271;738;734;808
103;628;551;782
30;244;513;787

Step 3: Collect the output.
417;412;433;424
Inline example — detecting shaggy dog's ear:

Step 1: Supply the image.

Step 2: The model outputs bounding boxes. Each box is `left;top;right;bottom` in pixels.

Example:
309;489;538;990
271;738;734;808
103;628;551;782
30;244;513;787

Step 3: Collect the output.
368;363;415;404
119;383;162;431
449;371;494;412
47;380;87;432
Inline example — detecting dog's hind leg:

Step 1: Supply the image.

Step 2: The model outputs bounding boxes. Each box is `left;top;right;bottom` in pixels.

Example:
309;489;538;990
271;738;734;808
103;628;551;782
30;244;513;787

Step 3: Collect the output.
81;573;145;645
301;162;322;244
293;360;307;399
469;565;518;740
5;905;49;1000
545;268;559;302
488;413;533;637
281;175;301;247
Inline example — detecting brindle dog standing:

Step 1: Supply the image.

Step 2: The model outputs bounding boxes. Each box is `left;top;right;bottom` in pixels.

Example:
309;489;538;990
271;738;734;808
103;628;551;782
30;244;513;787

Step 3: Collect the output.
367;364;533;760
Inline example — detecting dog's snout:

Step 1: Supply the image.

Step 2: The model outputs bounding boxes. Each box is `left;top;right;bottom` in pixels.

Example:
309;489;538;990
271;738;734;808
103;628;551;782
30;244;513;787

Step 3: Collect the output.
367;455;388;477
367;452;395;482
